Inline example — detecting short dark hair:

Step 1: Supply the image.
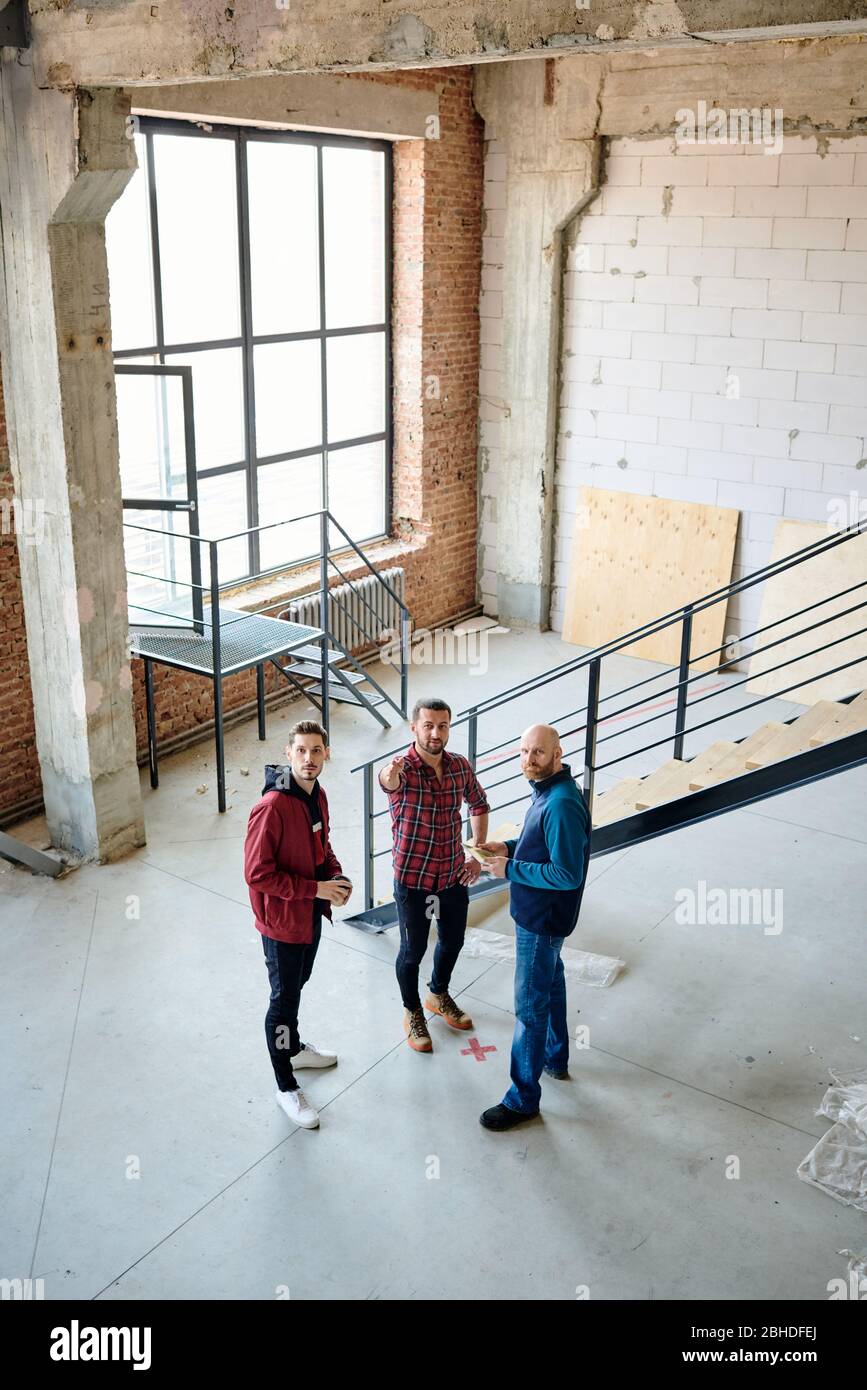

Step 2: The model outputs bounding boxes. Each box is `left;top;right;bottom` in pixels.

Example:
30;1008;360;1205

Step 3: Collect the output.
411;698;452;723
287;719;328;744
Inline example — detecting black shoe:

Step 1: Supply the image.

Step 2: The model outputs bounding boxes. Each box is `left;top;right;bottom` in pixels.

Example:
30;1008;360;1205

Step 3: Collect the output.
544;1067;569;1080
479;1103;539;1131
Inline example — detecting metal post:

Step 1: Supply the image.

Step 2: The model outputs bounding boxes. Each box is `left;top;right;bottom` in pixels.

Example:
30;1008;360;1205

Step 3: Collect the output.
320;510;330;741
400;610;411;717
144;657;159;789
583;657;601;814
673;604;693;762
466;707;478;838
256;663;266;741
210;541;226;813
363;762;375;911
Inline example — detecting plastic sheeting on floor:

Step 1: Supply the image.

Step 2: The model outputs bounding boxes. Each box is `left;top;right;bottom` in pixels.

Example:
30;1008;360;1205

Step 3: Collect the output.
797;1067;867;1212
463;928;625;988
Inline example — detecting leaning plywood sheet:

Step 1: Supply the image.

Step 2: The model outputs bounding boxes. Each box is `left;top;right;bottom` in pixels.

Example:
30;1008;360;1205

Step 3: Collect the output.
562;488;740;671
746;520;867;704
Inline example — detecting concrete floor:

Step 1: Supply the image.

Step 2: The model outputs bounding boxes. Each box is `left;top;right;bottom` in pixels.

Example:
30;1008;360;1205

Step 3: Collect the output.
2;628;865;1300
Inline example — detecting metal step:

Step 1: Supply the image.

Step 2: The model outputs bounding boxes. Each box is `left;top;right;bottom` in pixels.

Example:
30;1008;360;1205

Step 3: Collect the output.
276;644;342;667
304;679;387;707
280;659;362;681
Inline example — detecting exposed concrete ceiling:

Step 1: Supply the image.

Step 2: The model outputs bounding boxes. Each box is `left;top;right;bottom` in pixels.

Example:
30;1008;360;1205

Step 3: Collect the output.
24;1;867;90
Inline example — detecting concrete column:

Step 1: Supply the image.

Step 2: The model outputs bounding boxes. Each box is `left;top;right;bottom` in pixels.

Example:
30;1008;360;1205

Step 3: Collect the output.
0;63;144;860
475;58;601;628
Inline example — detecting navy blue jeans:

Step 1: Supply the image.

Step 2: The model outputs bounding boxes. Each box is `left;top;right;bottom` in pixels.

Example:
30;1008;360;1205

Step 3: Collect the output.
393;879;469;1010
262;920;321;1092
502;924;568;1114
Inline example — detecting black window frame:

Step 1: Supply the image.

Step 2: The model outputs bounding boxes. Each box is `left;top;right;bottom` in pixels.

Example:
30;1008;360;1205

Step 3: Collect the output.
113;115;393;581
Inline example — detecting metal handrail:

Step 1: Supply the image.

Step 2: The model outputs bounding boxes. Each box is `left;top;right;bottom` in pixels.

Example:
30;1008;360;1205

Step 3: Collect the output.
351;514;867;911
124;509;411;775
457;516;867;720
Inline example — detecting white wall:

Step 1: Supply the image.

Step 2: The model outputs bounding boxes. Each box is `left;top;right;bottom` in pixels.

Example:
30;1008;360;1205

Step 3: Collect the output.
550;132;867;650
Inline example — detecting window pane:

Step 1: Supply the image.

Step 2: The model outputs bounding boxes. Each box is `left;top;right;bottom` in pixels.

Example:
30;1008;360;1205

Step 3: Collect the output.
106;136;156;351
247;140;319;336
254;341;321;459
257;457;322;571
153;133;241;344
116;367;188;501
197;472;249;584
165;348;245;470
323;147;385;329
125;510;194;627
326;332;385;444
328;441;385;544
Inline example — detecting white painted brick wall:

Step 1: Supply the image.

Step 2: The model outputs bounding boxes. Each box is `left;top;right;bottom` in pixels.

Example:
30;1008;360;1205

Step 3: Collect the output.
547;134;867;663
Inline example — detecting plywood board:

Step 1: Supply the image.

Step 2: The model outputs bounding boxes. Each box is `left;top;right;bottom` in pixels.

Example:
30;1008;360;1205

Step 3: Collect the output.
746;520;867;704
562;488;740;671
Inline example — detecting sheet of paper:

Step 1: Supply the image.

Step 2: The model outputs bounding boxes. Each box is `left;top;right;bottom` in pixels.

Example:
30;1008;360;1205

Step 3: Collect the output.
462;821;520;863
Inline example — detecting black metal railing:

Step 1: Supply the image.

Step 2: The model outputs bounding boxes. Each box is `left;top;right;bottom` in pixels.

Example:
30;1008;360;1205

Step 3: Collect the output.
123;506;412;734
350;515;867;912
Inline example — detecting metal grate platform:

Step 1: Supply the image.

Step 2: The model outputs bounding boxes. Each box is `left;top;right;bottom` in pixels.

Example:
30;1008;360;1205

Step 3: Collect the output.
129;606;323;676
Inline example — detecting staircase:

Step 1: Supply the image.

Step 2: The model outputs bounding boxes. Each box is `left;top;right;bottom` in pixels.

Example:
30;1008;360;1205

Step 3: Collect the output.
347;516;867;931
264;512;410;733
593;690;867;825
269;642;394;730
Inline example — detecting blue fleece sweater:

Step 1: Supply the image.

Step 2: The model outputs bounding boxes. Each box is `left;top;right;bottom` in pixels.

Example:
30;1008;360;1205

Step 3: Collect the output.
505;763;591;937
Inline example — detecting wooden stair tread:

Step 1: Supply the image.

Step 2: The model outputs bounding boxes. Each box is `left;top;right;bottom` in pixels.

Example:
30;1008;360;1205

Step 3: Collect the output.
634;758;691;811
808;689;867;746
592;778;643;826
683;739;737;779
745;699;843;768
688;722;786;789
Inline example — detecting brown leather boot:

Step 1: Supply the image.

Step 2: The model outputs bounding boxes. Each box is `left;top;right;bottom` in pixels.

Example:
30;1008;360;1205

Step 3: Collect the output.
424;990;473;1031
403;1006;433;1052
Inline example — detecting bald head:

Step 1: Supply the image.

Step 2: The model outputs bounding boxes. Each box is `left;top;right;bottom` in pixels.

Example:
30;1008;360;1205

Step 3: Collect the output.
520;724;562;782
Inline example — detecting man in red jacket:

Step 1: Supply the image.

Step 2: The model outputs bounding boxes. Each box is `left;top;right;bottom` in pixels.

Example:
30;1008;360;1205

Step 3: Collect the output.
244;719;351;1130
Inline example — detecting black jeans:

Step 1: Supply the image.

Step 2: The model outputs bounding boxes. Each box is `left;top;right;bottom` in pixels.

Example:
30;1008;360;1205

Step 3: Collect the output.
262;919;322;1092
393;879;469;1011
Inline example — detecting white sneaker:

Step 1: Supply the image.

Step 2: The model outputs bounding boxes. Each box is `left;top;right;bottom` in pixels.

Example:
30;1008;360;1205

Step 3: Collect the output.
291;1042;338;1069
275;1088;319;1129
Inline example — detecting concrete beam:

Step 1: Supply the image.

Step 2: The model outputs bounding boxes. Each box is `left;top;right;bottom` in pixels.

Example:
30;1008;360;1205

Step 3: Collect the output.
0;68;145;861
131;73;437;139
475;59;600;627
26;1;867;90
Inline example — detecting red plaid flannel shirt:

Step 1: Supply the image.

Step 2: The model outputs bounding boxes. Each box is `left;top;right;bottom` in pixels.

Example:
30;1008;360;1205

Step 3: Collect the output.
382;743;490;892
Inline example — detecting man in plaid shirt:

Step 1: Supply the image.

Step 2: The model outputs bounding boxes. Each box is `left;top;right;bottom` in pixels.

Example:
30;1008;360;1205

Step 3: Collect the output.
379;697;490;1052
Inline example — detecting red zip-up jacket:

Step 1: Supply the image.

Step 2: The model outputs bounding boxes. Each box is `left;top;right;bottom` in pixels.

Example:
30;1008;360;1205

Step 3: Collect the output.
244;771;344;944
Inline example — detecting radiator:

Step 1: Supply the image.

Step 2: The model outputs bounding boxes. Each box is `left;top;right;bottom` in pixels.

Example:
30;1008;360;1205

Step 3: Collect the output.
286;567;405;652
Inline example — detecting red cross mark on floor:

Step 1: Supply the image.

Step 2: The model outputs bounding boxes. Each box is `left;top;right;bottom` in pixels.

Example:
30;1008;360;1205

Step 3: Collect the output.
461;1037;497;1062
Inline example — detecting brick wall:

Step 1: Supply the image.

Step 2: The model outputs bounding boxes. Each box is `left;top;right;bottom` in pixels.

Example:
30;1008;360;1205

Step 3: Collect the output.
0;69;483;818
0;363;42;823
551;133;867;646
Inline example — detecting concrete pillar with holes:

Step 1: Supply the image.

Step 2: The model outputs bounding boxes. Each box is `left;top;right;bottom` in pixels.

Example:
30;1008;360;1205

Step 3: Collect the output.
475;58;601;629
0;64;144;860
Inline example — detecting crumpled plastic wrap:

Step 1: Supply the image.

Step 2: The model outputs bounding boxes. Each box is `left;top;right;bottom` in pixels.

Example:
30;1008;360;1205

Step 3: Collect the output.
797;1067;867;1212
462;929;625;988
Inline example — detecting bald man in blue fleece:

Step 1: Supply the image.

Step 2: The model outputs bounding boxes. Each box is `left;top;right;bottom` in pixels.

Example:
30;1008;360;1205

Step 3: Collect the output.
477;724;592;1130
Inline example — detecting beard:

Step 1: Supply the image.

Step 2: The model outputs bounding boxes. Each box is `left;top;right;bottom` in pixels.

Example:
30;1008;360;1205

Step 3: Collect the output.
417;733;446;754
525;755;556;781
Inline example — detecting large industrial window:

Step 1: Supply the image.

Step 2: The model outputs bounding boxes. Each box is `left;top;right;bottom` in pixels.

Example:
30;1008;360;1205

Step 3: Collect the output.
106;118;392;583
